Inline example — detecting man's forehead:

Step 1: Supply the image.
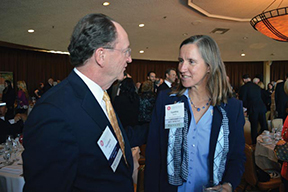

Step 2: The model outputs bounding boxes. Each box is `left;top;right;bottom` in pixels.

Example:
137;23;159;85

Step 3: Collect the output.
112;21;129;47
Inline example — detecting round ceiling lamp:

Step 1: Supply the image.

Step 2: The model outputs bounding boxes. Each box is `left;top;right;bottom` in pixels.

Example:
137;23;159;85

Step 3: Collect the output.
250;6;288;42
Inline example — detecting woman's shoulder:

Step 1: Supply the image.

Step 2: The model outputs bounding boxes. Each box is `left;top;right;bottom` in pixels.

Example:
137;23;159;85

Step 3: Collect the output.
227;97;241;105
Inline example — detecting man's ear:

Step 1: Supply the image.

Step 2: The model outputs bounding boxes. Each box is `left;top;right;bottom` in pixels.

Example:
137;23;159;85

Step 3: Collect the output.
94;48;105;67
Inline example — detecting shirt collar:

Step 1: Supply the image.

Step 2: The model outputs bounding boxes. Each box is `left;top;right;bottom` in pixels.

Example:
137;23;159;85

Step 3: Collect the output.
164;80;172;88
73;68;104;104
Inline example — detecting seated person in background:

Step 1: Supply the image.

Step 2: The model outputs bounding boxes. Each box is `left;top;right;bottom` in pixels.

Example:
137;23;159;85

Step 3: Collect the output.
0;102;26;143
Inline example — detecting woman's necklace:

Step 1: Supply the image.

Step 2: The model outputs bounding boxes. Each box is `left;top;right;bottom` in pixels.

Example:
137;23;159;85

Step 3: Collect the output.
190;98;211;112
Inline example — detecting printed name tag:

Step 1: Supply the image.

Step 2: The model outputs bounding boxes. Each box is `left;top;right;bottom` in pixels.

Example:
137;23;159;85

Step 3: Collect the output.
97;126;122;172
165;103;184;129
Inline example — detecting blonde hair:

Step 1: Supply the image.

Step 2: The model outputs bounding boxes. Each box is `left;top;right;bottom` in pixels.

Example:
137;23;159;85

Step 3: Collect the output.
171;35;232;106
17;80;29;99
258;81;265;89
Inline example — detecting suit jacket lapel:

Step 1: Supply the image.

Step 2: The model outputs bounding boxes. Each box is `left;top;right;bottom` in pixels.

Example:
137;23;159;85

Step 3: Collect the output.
67;71;109;131
67;71;133;167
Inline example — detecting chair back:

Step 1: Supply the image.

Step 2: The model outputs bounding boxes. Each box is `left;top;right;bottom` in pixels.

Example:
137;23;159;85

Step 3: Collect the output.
266;111;271;122
244;118;252;145
244;144;258;186
272;118;283;130
136;165;145;192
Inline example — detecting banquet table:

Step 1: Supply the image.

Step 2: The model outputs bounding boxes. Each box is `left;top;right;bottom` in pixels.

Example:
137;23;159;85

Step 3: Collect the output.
0;148;24;192
255;132;281;171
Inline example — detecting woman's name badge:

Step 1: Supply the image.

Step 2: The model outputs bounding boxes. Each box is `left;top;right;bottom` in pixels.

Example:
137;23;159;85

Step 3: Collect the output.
165;103;184;129
97;126;122;172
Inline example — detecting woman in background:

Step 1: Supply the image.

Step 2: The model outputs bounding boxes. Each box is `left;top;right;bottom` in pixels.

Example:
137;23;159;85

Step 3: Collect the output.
16;80;29;114
280;80;288;191
138;80;156;124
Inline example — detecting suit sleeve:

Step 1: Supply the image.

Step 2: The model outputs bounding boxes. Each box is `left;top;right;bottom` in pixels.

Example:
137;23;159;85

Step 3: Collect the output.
238;86;248;108
125;123;149;147
144;91;165;191
22;103;78;192
221;100;246;189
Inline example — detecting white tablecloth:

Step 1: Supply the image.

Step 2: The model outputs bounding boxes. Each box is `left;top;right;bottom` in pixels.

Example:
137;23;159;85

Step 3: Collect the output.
255;133;281;171
0;152;24;192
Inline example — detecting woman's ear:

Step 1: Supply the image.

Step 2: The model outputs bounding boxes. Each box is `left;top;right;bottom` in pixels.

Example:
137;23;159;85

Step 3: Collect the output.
207;65;210;73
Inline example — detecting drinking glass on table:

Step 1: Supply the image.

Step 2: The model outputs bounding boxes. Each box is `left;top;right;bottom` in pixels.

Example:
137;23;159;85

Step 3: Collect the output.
3;145;12;165
6;135;13;149
12;139;20;161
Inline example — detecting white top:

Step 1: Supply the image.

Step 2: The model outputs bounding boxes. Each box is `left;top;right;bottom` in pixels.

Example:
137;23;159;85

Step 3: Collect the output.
74;68;108;118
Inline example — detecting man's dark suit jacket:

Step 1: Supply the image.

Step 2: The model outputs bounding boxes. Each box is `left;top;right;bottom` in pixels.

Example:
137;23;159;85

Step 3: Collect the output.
275;81;288;120
239;82;266;114
157;82;170;94
22;71;147;192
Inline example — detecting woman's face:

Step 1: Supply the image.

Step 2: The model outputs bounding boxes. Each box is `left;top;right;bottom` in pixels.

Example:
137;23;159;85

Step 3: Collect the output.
178;43;209;88
268;84;273;89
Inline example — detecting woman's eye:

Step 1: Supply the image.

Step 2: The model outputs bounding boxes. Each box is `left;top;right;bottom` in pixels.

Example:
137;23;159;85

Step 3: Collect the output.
189;60;195;64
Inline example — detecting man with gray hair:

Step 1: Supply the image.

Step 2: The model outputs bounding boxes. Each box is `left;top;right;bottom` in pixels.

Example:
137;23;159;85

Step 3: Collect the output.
23;14;148;192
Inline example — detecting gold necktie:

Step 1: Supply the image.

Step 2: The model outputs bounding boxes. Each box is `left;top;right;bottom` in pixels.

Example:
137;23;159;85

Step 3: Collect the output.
103;92;128;165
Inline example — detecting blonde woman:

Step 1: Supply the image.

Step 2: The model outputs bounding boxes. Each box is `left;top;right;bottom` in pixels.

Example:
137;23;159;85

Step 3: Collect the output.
16;80;29;113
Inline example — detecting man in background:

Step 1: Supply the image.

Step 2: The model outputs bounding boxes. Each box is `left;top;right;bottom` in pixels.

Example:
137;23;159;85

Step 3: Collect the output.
239;74;268;144
157;68;177;94
147;71;156;83
43;78;54;93
0;102;26;143
23;14;148;192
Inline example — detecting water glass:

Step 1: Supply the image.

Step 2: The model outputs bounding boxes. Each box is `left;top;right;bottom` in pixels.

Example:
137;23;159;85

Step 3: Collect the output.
12;139;20;161
6;135;13;148
3;150;11;165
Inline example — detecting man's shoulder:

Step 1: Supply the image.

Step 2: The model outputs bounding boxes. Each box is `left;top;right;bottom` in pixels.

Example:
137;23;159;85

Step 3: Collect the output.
37;79;72;106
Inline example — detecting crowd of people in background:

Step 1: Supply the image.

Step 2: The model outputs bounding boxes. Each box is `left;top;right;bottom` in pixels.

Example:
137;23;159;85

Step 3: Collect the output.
1;13;288;191
0;77;62;143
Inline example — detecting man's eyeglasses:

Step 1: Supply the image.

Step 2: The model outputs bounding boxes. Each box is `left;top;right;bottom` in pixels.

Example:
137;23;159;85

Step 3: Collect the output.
103;47;131;58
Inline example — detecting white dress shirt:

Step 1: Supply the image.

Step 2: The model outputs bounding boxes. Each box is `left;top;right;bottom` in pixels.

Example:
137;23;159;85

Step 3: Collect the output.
74;68;109;118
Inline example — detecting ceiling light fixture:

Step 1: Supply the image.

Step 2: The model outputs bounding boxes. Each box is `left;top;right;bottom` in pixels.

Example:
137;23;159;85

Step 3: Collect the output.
139;24;145;28
250;1;288;42
28;29;34;33
139;50;144;54
103;2;110;6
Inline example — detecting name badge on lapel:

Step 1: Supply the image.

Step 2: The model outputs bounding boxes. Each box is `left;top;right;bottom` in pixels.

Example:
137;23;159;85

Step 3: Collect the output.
165;102;184;129
97;126;122;172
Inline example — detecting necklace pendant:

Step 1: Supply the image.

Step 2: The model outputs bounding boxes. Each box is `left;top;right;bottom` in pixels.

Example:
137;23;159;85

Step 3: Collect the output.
197;108;200;112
